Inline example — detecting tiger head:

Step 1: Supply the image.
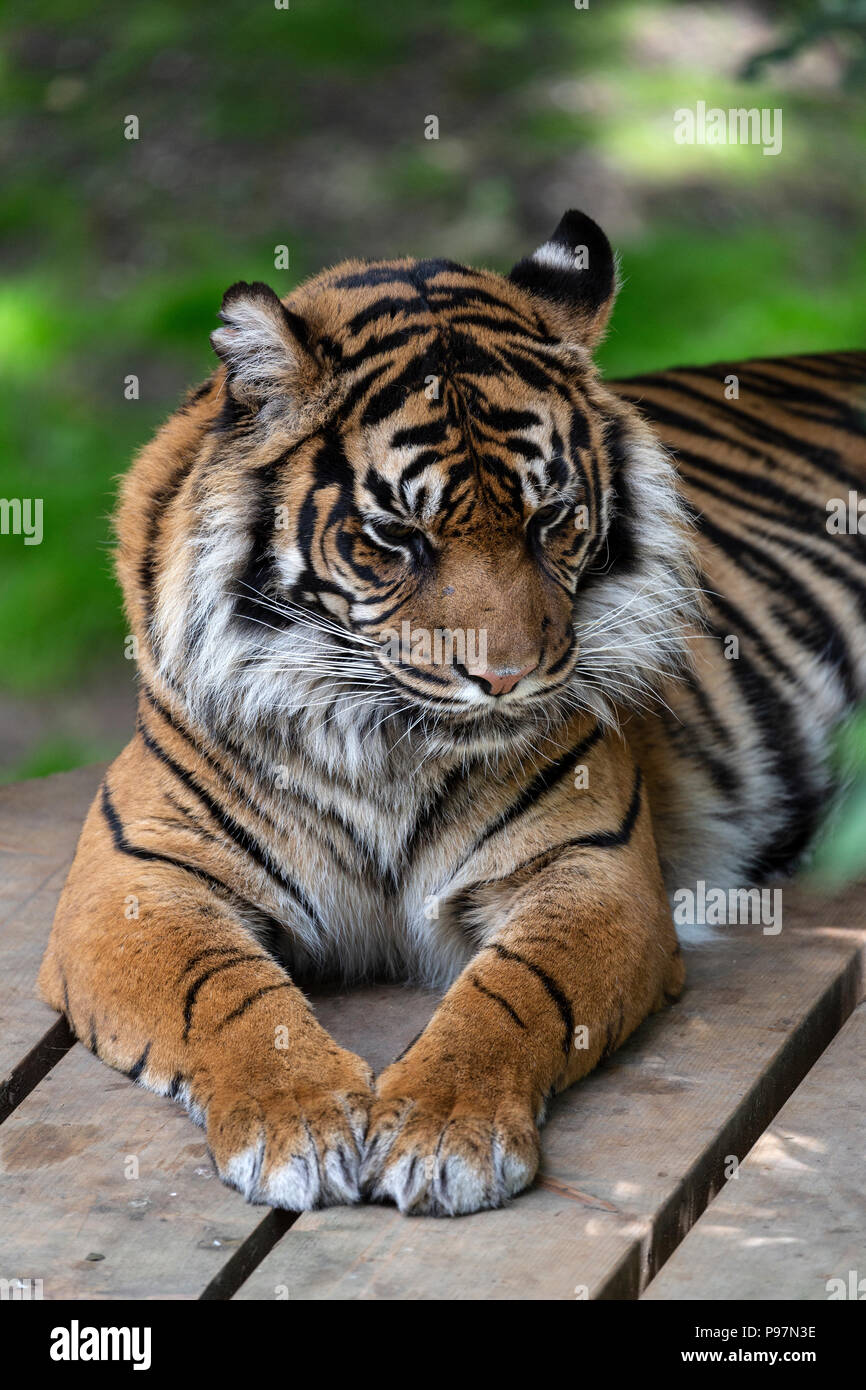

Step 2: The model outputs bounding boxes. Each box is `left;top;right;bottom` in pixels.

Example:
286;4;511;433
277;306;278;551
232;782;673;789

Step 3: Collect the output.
119;210;699;766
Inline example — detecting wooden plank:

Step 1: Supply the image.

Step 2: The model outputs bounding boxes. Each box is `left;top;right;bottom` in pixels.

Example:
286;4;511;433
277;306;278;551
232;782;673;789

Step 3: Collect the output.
0;765;105;1118
0;979;436;1301
0;1044;272;1299
1;765;864;1301
312;984;437;1077
642;999;866;1301
235;900;866;1300
0;763;438;1300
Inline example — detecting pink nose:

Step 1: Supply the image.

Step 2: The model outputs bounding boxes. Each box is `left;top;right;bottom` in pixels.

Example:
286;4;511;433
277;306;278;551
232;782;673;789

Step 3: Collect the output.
473;662;538;696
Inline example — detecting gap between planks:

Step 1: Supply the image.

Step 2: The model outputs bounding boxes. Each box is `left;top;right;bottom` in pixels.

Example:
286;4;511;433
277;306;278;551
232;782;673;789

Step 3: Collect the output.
2;766;865;1301
229;927;865;1301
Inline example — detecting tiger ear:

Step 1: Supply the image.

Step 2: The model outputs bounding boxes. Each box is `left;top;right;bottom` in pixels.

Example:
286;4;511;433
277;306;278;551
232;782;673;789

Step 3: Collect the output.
508;210;619;349
210;281;316;407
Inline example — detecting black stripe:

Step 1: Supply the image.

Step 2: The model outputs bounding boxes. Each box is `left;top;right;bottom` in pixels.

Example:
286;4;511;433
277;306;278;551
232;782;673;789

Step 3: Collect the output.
332;260;462;291
786;352;866;383
659;702;741;800
390;420;449;449
469;975;526;1030
681;668;736;751
692;510;858;702
127;1043;151;1082
502;766;644;879
490;944;572;1054
183;953;264;1040
626;380;866;495
346;296;422;334
701;592;827;873
100;779;245;906
450;765;645;905
428;283;543;331
675;441;817;523
334;360;391;425
137;722;327;934
593;415;639;575
472;723;603;854
676;452;866;611
173;378;215;417
160;791;223;845
704;587;803;694
391;1028;425;1065
568;766;643;850
139;456;200;637
732;366;866;436
361;348;441;428
340;324;430;371
475;404;543;432
447;311;544;339
217;981;292;1030
401;761;477;867
142;682;256;782
228;445;301;638
141;684;374;879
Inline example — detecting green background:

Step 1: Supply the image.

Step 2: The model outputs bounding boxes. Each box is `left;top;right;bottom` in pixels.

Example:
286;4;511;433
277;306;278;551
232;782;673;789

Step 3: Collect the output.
1;0;865;882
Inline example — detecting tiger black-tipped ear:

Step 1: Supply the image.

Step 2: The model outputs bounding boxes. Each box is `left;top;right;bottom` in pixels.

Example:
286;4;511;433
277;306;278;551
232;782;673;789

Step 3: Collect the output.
508;210;618;348
210;281;314;407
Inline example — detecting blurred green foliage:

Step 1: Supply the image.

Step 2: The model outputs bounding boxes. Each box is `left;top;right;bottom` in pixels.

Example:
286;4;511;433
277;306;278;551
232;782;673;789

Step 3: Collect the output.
1;0;865;878
808;709;866;887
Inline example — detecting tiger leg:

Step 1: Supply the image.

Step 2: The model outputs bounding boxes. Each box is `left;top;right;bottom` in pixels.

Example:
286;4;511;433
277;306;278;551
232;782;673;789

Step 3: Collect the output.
362;803;683;1216
38;788;374;1210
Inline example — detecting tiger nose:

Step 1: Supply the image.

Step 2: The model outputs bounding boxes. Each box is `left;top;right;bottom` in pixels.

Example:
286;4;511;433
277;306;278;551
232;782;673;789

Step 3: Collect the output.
471;661;538;696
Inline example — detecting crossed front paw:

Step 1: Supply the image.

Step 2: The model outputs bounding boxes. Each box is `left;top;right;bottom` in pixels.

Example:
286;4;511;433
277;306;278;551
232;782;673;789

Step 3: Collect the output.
360;1066;540;1216
204;1047;375;1210
200;1046;541;1217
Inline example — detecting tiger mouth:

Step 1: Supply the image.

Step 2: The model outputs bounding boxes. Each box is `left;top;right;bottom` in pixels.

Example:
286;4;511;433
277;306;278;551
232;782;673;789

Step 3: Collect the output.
370;651;582;723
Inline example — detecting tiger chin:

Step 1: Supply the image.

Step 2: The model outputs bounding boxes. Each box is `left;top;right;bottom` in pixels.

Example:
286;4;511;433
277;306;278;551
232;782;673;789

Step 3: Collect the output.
39;210;866;1217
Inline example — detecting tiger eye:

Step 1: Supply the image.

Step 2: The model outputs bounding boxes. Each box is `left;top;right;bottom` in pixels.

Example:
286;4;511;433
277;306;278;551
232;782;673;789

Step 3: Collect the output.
375;520;415;541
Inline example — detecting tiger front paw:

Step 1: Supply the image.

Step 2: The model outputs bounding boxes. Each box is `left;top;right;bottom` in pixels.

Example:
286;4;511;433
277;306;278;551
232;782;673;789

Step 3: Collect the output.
203;1048;375;1210
361;1063;540;1216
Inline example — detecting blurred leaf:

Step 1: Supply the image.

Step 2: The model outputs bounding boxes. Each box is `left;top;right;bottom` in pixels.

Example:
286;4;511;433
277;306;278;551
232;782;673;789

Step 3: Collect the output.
808;776;866;887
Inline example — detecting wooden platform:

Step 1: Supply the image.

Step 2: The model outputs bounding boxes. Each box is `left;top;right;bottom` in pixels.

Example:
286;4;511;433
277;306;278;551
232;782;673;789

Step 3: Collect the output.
1;765;864;1301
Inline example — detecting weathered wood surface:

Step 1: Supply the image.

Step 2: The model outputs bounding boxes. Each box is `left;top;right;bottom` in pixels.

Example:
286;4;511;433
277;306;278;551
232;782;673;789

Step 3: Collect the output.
0;764;103;1120
0;1044;271;1300
234;915;866;1300
642;1000;866;1301
0;766;864;1300
0;768;438;1299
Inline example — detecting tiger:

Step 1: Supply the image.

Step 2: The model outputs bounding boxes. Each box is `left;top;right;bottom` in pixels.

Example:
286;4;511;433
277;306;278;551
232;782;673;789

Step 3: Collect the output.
39;210;866;1217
